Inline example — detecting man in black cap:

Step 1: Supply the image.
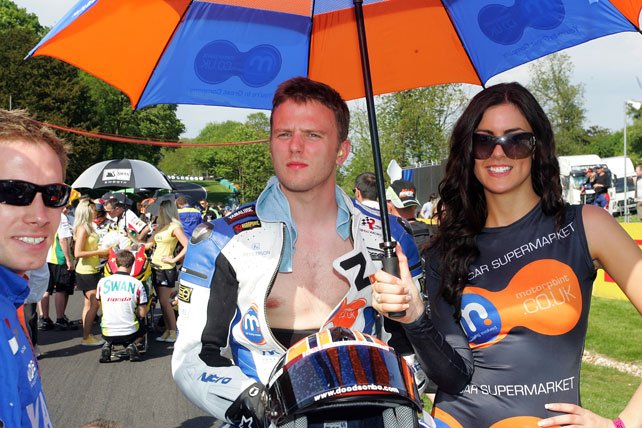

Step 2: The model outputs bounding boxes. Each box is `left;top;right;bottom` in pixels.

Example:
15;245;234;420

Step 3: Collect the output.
592;165;610;210
386;179;433;253
385;179;437;399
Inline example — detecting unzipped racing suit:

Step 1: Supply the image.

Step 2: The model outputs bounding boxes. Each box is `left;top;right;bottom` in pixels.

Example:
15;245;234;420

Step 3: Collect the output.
172;190;422;426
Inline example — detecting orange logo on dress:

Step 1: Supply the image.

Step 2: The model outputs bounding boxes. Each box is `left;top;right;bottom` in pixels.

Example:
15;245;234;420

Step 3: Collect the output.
491;416;560;428
461;259;582;349
325;298;367;328
433;410;561;427
432;408;464;428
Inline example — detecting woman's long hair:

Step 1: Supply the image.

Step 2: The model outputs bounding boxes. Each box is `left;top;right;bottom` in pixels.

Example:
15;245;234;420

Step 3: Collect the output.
73;200;95;240
431;82;564;316
156;200;182;232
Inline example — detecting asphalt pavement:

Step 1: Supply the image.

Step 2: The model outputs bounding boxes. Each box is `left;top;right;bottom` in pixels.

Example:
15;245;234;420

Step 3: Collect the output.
36;292;219;428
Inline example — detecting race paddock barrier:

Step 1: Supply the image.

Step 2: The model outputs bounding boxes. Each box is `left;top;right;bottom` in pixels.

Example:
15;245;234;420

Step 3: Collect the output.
592;222;642;301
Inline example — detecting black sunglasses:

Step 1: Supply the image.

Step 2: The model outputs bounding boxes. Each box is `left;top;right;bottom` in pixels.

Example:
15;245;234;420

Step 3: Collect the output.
0;179;71;208
472;132;536;160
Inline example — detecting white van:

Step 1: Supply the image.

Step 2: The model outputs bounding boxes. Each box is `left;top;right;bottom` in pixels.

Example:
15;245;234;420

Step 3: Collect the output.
558;155;603;205
602;156;636;216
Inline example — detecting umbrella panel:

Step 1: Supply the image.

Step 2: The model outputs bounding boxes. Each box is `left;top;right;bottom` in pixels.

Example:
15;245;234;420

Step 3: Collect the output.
30;0;641;111
72;159;173;190
142;2;312;109
30;0;485;110
31;0;642;243
446;0;637;83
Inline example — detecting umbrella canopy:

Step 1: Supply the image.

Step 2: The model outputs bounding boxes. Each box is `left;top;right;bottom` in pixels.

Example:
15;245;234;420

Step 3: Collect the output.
29;0;642;291
145;193;176;217
72;159;173;190
100;191;134;207
27;1;642;110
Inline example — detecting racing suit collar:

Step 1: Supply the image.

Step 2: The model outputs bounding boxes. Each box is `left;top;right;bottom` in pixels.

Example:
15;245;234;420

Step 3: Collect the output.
0;265;30;309
256;176;351;272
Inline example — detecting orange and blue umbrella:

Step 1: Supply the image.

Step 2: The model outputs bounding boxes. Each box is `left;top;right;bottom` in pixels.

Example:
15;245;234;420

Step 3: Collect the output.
27;0;642;111
27;0;642;281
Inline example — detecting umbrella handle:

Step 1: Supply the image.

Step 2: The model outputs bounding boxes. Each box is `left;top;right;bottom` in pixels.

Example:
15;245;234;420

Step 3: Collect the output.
382;252;406;318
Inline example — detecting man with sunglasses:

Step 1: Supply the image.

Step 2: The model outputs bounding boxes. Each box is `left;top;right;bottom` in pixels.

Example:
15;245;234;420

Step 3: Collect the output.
102;199;150;246
0;109;70;428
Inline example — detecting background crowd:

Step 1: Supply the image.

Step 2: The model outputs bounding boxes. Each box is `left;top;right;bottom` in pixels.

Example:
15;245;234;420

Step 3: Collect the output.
31;191;233;357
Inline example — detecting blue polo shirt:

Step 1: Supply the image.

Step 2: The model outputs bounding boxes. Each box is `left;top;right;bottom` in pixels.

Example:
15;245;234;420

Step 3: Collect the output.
0;266;52;428
178;206;204;239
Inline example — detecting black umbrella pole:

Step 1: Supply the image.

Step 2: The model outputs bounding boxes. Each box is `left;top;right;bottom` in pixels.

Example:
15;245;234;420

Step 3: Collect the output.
353;0;404;318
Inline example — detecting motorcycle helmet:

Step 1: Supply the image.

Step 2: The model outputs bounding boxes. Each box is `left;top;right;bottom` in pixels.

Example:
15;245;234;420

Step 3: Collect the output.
103;245;152;283
267;327;423;428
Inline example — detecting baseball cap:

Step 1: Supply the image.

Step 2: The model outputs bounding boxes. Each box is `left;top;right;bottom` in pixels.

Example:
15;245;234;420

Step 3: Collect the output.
386;179;419;208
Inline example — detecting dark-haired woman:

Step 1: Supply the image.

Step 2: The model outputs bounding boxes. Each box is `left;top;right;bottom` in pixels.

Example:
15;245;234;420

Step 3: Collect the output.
372;82;642;427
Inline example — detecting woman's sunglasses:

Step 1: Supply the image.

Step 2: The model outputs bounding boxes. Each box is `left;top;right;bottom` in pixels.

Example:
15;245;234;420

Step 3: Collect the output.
472;132;536;160
0;179;71;208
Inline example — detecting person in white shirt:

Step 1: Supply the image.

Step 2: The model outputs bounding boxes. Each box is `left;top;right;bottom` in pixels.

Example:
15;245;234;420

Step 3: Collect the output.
419;193;438;219
96;249;148;362
353;171;379;209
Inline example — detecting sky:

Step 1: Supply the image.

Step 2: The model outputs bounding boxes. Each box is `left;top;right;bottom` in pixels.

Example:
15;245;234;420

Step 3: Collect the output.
12;0;642;140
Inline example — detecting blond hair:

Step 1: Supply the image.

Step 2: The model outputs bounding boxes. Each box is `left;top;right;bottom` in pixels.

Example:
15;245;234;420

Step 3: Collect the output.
157;199;182;231
0;109;69;178
73;200;96;239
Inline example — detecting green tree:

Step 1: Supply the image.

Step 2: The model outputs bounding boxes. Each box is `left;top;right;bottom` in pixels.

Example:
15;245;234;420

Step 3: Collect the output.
80;75;184;167
0;0;43;33
0;3;186;181
584;106;642;166
528;52;587;155
584;125;621;159
0;26;96;180
341;85;467;191
159;113;272;202
624;105;642;165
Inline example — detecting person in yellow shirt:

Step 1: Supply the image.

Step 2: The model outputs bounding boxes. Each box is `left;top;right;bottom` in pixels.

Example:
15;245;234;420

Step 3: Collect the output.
74;200;110;346
145;199;188;343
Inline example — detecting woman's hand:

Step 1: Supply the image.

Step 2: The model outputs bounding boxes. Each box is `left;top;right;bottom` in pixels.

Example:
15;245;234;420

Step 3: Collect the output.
161;256;173;263
538;403;615;427
97;247;110;257
371;245;425;324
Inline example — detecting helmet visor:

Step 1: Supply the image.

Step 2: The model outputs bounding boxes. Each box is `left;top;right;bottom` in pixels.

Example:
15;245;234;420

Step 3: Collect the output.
269;341;420;424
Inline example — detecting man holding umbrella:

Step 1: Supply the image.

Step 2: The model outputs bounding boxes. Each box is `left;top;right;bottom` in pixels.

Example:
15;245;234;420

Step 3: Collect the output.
172;78;424;427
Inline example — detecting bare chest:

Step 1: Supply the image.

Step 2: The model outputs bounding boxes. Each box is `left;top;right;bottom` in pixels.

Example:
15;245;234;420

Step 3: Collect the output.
266;233;353;329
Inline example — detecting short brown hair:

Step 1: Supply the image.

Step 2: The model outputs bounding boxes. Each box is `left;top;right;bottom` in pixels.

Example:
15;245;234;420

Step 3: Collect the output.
0;109;69;177
115;249;135;269
271;77;350;142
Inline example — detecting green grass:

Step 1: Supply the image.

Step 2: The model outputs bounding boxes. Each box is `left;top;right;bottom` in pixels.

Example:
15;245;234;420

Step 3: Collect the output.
586;296;642;362
175;179;235;203
198;180;234;195
581;296;642;417
616;216;640;223
581;362;640;418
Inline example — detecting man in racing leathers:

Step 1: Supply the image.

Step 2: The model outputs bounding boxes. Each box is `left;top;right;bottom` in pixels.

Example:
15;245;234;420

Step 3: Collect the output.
172;78;423;427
